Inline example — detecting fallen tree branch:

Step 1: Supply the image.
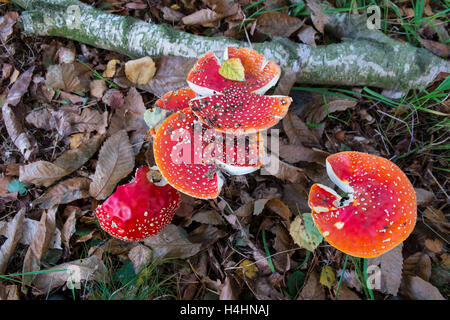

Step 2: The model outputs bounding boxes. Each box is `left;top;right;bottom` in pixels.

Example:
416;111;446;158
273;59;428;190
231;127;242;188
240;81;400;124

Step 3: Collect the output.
14;0;450;91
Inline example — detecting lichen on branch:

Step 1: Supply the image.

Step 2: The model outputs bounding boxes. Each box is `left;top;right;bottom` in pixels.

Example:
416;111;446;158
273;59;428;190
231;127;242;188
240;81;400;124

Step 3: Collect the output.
14;0;450;91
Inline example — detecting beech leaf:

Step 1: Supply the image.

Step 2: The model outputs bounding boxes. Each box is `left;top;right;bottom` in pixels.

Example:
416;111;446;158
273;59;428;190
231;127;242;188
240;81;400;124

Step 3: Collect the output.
19;135;103;187
89;130;135;200
32;177;91;209
219;58;245;81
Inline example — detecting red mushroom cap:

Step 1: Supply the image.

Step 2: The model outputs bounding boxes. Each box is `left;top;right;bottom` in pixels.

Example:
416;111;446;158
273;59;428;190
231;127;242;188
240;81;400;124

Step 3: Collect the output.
95;166;180;241
155;87;197;112
153;108;223;199
153;107;264;199
189;85;291;134
186;47;281;96
308;152;417;258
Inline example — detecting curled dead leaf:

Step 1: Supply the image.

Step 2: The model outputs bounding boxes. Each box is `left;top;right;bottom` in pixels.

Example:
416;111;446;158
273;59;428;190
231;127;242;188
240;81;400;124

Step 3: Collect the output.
22;206;58;291
2;66;37;160
182;9;220;27
0;208;25;274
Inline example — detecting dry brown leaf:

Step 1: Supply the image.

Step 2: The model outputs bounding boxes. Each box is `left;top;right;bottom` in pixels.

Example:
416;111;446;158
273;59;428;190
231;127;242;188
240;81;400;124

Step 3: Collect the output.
161;7;185;22
182;9;220;27
102;88;124;109
368;243;403;296
279;143;328;164
403;252;431;281
61;206;79;252
89;130;135;200
32;255;107;295
256;12;303;37
19;135;103;187
401;275;444;300
0;12;19;42
219;276;238;300
191;210;226;225
415;188;434;206
298;271;325;300
205;0;239;18
423;207;449;234
32;177;91;209
283;112;320;146
2;66;37;160
0;176;14;195
254;276;286;300
22;206;58;291
128;244;152;274
19;161;71;187
45;62;91;92
297;25;317;46
334;284;360;300
25;106;108;136
424;238;444;253
273;67;296;96
262;154;307;184
124;57;156;85
143;224;202;260
188;224;227;249
306;0;329;34
304;98;357;125
0;284;20;300
418;38;450;58
0;208;25;274
0;217;61;249
90;79;107;99
138;56;197;97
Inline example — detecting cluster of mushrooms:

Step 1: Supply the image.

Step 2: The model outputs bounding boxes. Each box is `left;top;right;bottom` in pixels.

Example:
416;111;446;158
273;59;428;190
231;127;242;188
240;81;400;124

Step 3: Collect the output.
95;47;417;259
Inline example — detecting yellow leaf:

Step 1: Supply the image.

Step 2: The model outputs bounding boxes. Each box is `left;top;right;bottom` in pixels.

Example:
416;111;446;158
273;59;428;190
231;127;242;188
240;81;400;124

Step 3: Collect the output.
219;58;245;81
102;59;120;78
125;56;156;85
320;265;335;289
289;214;323;252
238;259;258;279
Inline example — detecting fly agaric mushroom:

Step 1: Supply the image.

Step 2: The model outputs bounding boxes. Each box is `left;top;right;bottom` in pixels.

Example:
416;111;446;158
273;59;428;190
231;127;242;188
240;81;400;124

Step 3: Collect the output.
95;166;180;241
190;85;291;134
308;152;417;258
187;47;281;96
155;87;197;112
153;106;264;199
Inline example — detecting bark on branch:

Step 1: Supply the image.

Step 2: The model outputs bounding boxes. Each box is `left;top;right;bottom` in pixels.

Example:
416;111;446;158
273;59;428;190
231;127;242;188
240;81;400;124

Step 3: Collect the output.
14;0;450;91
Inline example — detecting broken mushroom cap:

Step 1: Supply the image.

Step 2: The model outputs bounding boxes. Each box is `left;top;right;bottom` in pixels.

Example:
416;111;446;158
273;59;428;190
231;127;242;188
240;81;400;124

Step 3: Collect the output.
308;151;417;258
155;87;197;112
186;47;281;96
95;166;180;241
190;85;291;134
153;107;264;199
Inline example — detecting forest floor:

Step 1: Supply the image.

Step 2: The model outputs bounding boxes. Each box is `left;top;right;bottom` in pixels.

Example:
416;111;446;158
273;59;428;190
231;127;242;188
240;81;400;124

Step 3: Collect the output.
0;0;448;300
